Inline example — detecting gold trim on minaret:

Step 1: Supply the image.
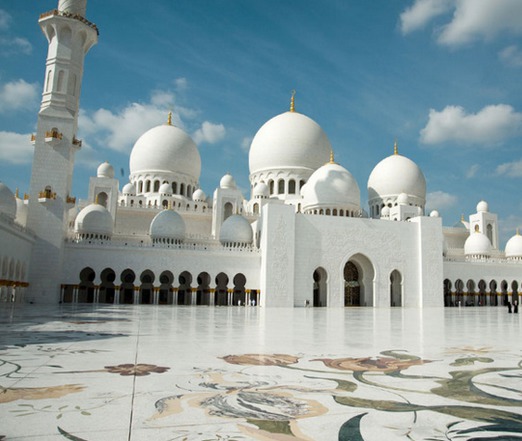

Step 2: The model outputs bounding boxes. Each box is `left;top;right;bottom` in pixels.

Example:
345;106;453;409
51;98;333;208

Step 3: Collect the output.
290;90;296;112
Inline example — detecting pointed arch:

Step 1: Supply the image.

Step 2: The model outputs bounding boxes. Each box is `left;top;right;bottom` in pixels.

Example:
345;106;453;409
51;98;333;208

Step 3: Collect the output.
313;267;327;307
390;270;402;307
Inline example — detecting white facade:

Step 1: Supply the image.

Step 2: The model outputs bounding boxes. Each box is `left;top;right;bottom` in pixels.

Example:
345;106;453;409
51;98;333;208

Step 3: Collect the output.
1;0;521;307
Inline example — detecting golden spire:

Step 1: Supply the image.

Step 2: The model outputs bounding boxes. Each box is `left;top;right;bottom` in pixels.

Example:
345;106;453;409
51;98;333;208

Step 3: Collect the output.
167;111;173;126
393;139;398;155
290;90;296;112
15;188;19;198
329;150;335;164
460;213;465;222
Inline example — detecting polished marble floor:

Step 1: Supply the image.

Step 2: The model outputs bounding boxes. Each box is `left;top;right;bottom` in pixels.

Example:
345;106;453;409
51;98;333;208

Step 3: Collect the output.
0;304;521;440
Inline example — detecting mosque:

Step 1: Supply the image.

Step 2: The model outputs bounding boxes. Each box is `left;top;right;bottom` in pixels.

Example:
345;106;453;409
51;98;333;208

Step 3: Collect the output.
1;0;521;308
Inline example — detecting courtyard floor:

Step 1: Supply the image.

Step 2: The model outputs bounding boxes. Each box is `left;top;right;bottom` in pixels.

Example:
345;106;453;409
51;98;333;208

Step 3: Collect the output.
0;304;521;440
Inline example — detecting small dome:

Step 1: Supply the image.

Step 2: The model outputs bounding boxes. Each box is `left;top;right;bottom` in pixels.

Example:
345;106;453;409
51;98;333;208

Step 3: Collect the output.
150;210;186;241
381;206;390;217
505;231;522;258
430;210;440;218
97;161;114;179
397;192;409;205
0;182;17;219
249;110;331;175
464;231;491;257
253;182;270;198
122;183;136;196
58;0;87;16
159;183;172;195
220;173;236;189
192;188;207;202
129;124;201;180
476;200;489;213
75;203;113;237
220;215;253;245
368;149;426;205
301;161;360;212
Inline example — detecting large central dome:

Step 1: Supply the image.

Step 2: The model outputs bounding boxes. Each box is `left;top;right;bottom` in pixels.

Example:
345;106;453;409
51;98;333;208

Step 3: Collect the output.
249;111;331;175
129;123;201;180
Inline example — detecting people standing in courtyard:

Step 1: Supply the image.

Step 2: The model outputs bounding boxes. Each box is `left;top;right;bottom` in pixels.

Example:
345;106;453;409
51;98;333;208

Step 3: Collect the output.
508;302;512;313
514;300;519;314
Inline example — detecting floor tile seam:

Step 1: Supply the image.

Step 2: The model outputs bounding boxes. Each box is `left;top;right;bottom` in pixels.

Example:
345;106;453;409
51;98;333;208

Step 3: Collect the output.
127;310;142;441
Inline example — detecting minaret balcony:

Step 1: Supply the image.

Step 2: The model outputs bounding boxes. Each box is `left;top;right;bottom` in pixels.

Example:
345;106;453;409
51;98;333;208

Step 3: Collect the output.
45;129;63;147
66;195;77;206
72;137;82;148
30;134;36;145
38;188;57;203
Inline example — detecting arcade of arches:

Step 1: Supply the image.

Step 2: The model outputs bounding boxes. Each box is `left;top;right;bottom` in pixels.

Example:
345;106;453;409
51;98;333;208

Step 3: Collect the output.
444;278;521;307
61;267;259;306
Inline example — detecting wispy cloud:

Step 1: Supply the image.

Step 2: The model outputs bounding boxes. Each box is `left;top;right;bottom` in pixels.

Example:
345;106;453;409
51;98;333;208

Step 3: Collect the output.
499;45;522;67
0;79;39;113
420;104;522;145
400;0;522;47
0;131;33;165
193;121;226;145
427;190;458;210
0;10;32;55
0;10;11;31
241;136;253;153
495;159;522;177
400;0;453;34
466;164;480;178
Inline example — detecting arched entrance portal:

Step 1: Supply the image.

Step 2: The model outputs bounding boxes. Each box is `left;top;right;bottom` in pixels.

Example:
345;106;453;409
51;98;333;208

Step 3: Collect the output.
313;267;327;307
344;255;374;307
390;270;402;307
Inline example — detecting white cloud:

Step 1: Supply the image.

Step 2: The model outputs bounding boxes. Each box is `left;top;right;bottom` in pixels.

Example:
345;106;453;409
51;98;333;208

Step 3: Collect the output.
495;159;522;177
466;164;480;178
427;190;458;210
420;104;522;145
193;121;226;145
0;131;33;165
0;79;39;113
79;91;182;152
499;45;522;67
241;136;253;153
400;0;453;34
438;0;522;46
0;36;32;55
175;77;188;91
0;10;11;31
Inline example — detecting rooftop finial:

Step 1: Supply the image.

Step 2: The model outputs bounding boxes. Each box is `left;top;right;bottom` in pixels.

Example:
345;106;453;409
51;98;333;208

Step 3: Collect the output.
517;228;520;236
329;150;335;164
167;111;173;126
290;90;296;112
394;139;398;155
460;213;465;222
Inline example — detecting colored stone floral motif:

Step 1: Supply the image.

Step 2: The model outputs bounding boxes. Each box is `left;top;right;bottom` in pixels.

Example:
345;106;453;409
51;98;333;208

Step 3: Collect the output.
0;384;84;403
103;363;169;376
222;354;300;366
312;355;429;372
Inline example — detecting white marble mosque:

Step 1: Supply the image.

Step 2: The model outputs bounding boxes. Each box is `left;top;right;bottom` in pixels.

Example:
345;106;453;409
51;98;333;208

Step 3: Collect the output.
1;0;522;311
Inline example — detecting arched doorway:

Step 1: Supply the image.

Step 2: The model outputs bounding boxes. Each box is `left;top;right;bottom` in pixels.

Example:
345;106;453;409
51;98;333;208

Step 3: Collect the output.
501;280;508;305
215;273;229;306
444;279;452;306
158;271;174;305
178;271;192;305
466;279;475;306
489;280;498;306
99;268;116;304
512;281;519;306
343;255;374;307
455;279;464;306
478;280;487;306
120;269;136;304
390;270;402;307
78;267;95;303
313;267;327;307
140;270;155;304
196;272;211;305
233;273;246;306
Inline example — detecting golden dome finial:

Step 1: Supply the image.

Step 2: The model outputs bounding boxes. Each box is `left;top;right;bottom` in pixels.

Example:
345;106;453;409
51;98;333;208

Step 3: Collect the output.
393;139;398;155
329;150;335;164
15;188;19;198
517;228;520;236
460;213;465;222
290;89;296;112
167;111;173;126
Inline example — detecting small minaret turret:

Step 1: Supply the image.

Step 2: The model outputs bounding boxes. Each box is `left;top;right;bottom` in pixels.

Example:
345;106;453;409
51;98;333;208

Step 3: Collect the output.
26;0;98;303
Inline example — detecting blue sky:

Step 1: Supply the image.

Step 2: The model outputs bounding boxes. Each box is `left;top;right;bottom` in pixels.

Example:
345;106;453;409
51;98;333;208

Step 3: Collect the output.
0;0;521;245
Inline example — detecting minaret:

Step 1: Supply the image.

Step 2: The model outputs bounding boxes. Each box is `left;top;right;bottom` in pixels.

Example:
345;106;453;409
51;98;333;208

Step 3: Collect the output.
26;0;98;303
